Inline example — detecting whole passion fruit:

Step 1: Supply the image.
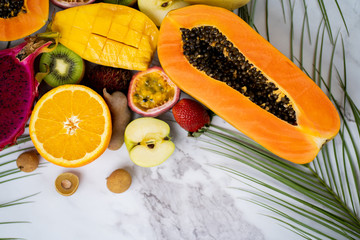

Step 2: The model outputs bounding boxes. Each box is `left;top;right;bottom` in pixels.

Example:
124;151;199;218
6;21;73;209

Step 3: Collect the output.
50;0;96;9
128;67;180;117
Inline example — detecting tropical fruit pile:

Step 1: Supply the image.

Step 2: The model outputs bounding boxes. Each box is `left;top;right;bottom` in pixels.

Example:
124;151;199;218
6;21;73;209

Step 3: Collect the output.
0;0;340;191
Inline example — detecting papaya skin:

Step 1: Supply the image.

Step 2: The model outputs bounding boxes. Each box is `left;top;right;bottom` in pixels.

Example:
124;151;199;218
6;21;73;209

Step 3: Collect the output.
157;5;340;164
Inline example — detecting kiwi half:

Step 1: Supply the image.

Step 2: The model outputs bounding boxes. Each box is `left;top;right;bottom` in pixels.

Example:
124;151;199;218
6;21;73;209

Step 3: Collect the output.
39;44;85;87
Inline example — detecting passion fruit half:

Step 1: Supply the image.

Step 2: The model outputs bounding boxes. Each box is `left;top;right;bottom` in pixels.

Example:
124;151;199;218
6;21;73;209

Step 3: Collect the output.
50;0;96;9
128;67;180;117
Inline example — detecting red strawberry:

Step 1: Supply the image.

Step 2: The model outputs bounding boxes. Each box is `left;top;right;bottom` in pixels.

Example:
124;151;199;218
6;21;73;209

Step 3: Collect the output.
172;98;210;133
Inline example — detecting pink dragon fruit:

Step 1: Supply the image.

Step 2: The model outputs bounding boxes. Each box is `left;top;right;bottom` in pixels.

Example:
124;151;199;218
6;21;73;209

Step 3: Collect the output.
0;37;53;150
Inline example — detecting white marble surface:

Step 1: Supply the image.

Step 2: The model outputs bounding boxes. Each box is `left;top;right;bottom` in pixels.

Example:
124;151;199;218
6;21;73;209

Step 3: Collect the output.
1;1;359;240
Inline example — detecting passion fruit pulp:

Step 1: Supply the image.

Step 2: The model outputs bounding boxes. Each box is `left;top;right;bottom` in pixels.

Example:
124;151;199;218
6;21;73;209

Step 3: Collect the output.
128;67;180;117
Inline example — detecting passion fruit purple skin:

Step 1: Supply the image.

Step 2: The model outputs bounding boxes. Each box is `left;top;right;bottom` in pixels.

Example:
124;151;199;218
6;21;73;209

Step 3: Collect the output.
128;66;180;117
50;0;96;9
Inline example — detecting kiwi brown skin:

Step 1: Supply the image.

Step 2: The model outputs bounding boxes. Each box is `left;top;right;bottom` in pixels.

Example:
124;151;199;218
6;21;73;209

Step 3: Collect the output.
39;43;85;87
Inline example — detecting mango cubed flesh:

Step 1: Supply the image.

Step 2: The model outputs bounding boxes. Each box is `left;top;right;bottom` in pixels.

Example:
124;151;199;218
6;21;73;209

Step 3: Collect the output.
83;34;107;60
52;3;158;71
101;39;123;66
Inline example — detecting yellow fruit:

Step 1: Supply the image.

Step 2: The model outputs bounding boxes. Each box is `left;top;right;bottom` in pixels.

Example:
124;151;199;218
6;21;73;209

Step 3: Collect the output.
184;0;250;10
50;3;159;71
29;85;112;168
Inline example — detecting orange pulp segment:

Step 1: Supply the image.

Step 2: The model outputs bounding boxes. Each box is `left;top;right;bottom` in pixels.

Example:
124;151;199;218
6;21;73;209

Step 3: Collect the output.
29;85;112;167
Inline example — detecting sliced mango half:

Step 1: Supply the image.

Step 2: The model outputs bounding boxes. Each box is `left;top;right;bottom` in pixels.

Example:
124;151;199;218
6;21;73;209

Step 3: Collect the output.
51;3;159;71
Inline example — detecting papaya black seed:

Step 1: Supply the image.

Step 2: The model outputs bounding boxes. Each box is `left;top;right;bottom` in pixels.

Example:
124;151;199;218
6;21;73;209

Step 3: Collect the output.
0;0;26;18
180;26;297;126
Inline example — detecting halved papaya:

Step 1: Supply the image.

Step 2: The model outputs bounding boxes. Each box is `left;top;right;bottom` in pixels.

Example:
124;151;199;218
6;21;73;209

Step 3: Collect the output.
0;0;49;41
157;5;340;164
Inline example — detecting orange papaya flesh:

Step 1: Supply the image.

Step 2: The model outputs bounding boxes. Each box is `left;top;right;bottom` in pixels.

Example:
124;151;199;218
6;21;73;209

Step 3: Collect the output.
0;0;49;41
157;5;340;164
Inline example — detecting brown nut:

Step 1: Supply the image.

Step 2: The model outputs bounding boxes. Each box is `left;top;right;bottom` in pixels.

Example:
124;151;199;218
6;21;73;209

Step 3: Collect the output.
16;150;40;172
55;172;79;196
106;169;132;193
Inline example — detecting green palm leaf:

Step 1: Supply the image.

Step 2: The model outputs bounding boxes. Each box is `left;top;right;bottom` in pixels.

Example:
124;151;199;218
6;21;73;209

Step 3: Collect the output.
198;0;360;239
0;238;26;240
0;136;40;239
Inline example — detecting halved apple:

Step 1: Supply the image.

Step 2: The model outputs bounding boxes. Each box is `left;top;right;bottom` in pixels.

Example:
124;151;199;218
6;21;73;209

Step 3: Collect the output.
103;0;137;6
138;0;190;26
124;117;175;167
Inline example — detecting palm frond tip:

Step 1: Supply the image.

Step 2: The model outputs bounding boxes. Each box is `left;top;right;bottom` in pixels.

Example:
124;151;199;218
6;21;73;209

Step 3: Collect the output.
203;1;360;238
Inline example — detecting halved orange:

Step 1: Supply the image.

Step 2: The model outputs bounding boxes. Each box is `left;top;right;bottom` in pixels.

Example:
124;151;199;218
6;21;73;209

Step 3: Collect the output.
29;85;112;168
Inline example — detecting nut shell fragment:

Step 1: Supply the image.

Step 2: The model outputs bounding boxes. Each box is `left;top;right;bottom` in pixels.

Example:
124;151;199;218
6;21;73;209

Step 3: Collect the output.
55;172;79;196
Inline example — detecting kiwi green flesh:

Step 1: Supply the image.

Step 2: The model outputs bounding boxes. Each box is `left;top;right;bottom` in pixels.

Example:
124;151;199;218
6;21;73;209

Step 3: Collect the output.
39;44;84;88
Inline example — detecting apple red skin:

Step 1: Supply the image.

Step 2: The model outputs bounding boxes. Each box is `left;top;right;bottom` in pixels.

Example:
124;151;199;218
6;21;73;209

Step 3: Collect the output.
172;99;210;132
50;0;96;9
128;66;181;117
